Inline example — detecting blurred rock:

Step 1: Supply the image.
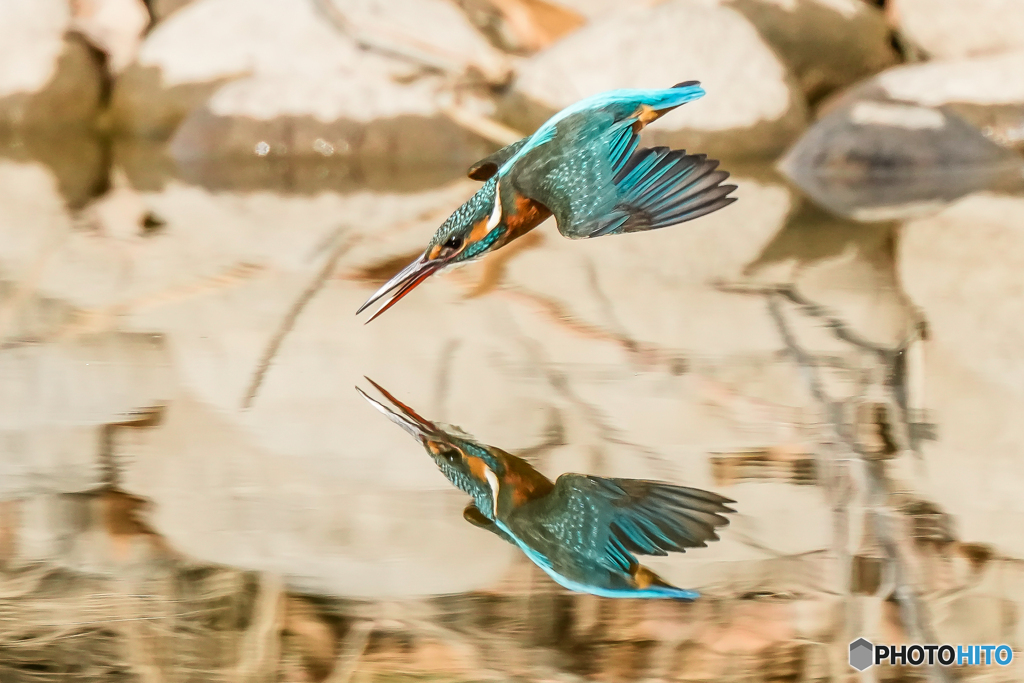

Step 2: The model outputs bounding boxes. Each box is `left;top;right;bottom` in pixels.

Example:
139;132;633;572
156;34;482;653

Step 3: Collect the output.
540;0;633;20
888;0;1024;59
0;0;105;132
726;0;897;102
515;0;895;101
899;192;1024;399
0;132;108;209
896;191;1024;557
115;134;471;195
455;0;586;54
831;51;1024;154
892;342;1024;560
0;426;106;499
502;0;807;159
0;333;171;430
745;201;914;349
148;0;194;21
80;168;158;241
780;98;1023;220
111;0;507;174
71;0;151;73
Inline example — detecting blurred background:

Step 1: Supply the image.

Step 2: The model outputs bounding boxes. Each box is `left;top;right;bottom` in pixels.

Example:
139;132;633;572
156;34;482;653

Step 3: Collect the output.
1;0;1023;681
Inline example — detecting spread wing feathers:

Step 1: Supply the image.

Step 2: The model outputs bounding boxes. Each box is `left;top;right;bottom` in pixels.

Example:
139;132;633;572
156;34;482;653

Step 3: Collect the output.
570;147;737;238
510;113;641;239
467;138;529;181
532;474;735;574
513;130;736;239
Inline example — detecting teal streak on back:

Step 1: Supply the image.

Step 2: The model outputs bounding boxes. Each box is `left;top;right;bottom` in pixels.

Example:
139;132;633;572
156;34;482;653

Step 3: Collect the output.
502;84;706;175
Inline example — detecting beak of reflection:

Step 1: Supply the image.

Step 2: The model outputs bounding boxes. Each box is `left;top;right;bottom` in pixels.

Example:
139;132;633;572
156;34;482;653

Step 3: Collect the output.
355;250;442;323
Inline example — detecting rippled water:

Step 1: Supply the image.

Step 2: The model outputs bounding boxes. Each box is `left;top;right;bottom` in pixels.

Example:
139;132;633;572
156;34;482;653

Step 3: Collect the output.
0;131;1022;682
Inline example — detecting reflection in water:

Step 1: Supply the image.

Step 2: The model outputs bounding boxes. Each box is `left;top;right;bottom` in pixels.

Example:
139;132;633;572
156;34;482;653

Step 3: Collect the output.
358;379;734;600
0;132;1023;682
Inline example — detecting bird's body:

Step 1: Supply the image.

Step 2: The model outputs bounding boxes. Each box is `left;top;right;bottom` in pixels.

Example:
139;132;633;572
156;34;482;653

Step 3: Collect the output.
358;83;738;321
358;379;735;600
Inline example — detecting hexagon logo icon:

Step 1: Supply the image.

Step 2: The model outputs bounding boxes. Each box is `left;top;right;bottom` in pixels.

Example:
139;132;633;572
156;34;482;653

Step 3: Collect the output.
850;638;874;671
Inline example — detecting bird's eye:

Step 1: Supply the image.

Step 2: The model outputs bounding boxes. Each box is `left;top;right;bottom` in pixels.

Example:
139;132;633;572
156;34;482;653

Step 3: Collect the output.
442;236;463;251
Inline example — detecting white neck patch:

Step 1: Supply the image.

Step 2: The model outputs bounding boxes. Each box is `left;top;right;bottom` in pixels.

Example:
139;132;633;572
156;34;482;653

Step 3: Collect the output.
486;180;503;232
483;467;500;517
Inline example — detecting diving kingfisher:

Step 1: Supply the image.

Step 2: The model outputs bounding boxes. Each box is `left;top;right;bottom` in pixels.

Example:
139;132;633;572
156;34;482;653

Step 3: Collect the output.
357;379;735;600
357;82;737;322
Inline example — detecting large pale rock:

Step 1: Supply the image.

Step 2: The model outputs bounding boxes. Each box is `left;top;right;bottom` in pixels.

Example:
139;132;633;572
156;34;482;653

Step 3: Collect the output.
888;0;1024;60
502;0;807;158
112;0;505;171
832;52;1024;154
532;0;896;100
899;192;1024;399
780;98;1023;220
0;0;105;131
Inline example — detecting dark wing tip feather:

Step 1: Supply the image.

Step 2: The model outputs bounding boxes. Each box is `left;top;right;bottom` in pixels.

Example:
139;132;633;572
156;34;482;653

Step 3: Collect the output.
606;479;736;557
607;148;737;234
673;80;700;89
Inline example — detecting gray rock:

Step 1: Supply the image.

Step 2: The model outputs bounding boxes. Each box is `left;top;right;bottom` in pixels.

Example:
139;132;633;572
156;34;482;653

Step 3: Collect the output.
0;0;105;132
843;51;1024;154
779;98;1023;220
168;104;494;179
502;0;807;159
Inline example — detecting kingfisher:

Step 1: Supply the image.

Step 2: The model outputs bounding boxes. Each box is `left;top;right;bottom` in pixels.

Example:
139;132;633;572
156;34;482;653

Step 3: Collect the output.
357;379;735;599
357;82;737;322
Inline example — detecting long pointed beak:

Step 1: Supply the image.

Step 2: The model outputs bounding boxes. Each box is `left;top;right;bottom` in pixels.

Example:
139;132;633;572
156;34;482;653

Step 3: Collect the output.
356;251;442;323
356;377;439;441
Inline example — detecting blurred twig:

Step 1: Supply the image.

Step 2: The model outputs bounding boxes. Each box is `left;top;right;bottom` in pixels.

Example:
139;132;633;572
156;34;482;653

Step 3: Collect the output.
242;229;358;409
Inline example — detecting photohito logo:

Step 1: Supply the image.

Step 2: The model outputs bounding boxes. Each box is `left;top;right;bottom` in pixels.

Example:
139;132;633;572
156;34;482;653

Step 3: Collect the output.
849;639;1014;671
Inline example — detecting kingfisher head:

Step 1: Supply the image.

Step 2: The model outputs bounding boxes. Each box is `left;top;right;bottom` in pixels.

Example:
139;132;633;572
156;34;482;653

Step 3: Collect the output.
357;378;506;517
356;178;507;322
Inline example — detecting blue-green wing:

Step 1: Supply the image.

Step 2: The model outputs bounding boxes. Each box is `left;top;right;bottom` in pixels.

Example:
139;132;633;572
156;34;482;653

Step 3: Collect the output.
511;474;735;574
508;110;641;239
